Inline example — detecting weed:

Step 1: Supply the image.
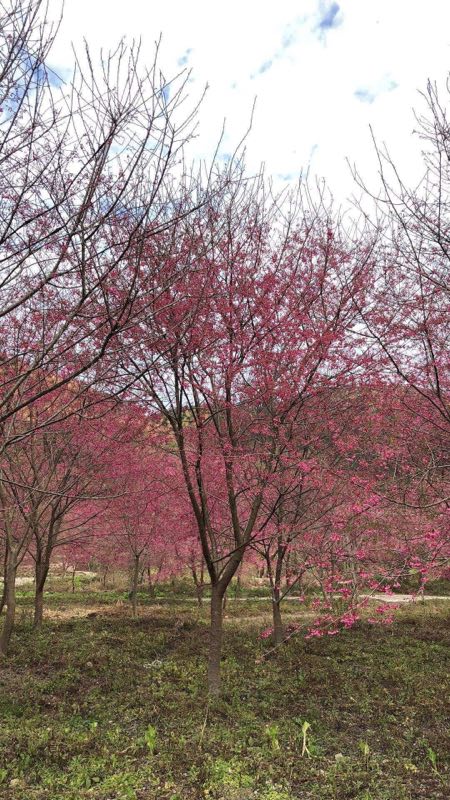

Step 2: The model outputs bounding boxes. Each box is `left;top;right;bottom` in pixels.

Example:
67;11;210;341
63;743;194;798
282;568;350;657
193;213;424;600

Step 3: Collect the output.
265;723;281;752
144;724;157;755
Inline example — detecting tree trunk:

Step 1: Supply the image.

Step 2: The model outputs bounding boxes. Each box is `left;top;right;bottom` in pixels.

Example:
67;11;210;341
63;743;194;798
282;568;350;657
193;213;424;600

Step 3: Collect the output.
33;558;50;629
0;544;8;615
146;567;156;598
130;554;140;618
0;579;6;616
34;586;44;629
235;561;243;598
191;561;205;606
0;551;17;657
71;568;76;593
207;584;225;696
285;551;292;590
102;566;109;588
272;597;284;645
195;581;204;606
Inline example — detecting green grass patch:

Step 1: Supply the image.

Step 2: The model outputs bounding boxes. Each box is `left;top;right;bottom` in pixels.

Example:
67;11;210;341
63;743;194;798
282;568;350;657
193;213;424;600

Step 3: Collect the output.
0;599;448;799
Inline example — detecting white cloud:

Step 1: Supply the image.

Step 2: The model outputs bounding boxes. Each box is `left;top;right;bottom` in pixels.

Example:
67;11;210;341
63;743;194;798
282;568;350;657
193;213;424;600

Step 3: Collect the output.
46;0;450;206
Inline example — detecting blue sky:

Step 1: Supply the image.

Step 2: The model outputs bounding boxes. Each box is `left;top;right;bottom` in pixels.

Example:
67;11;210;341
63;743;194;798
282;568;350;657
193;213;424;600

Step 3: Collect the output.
48;0;450;204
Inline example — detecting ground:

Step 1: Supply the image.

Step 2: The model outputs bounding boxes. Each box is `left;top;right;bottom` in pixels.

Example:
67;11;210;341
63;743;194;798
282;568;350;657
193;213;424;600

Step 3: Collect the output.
0;586;449;800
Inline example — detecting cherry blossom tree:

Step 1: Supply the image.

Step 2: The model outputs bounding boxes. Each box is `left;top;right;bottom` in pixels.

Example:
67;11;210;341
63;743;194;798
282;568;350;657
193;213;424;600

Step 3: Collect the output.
0;0;212;458
251;395;351;644
99;425;181;617
122;175;368;693
352;79;450;521
27;399;154;626
0;392;133;648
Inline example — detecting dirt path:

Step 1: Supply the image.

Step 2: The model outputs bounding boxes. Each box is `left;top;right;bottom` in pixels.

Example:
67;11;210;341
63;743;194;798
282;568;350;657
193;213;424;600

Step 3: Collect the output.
230;594;450;604
19;592;448;626
362;592;449;603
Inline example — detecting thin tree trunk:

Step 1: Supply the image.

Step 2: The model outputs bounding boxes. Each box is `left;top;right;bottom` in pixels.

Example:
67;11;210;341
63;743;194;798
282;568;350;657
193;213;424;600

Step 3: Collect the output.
34;585;44;628
102;566;109;588
208;583;225;696
146;567;156;598
191;561;205;606
272;540;285;644
71;568;76;593
193;573;204;606
33;558;50;629
195;584;204;606
235;561;243;598
272;595;284;645
285;551;292;590
200;559;205;600
0;579;6;616
33;518;60;628
0;544;8;615
0;550;17;657
130;554;140;618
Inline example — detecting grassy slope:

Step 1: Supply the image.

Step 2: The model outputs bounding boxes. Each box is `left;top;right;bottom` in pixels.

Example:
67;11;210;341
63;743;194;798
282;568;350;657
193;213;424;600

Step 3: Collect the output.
0;594;449;800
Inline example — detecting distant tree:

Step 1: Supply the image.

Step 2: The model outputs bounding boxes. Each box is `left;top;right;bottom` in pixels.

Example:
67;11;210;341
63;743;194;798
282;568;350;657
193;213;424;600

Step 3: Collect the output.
352;80;450;515
0;392;137;650
347;81;450;588
251;391;353;644
100;424;181;617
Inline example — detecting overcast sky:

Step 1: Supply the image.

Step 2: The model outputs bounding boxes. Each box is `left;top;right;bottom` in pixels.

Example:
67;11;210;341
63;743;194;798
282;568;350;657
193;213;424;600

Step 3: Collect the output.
48;0;450;206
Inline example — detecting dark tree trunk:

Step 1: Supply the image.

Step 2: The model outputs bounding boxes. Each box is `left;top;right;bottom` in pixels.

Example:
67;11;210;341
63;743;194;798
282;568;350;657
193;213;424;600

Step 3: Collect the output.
205;550;249;694
191;560;205;606
0;579;6;616
130;554;140;618
34;557;50;629
235;561;243;598
265;534;286;646
0;550;17;657
102;566;109;588
285;551;292;590
272;596;284;645
207;583;225;696
34;586;44;628
0;544;8;615
195;581;204;607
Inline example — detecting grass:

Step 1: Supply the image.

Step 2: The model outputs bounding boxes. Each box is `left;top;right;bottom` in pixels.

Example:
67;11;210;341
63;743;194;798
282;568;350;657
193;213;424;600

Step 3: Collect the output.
0;590;449;799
